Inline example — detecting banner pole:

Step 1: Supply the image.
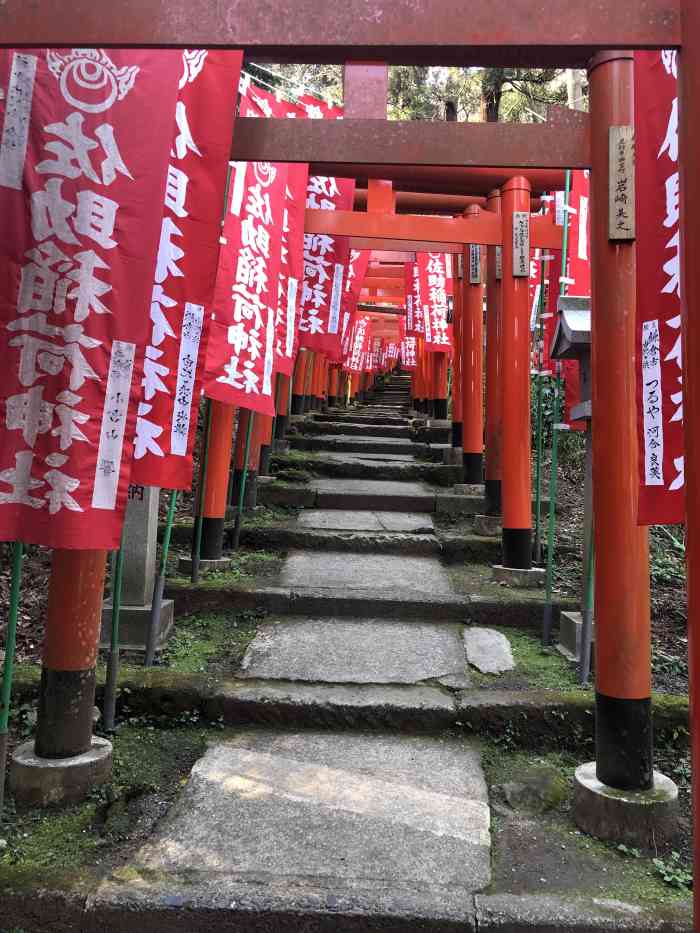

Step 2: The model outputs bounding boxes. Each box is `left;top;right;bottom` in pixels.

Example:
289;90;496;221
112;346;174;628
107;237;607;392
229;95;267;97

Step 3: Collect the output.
191;399;213;585
579;530;596;684
145;488;177;667
232;410;255;550
0;541;24;820
542;169;572;645
103;531;125;732
533;251;548;563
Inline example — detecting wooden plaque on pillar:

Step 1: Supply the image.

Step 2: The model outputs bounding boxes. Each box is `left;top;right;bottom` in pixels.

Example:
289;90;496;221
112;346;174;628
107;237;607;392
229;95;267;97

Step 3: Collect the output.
495;246;503;280
512;212;530;277
469;244;482;284
609;125;635;241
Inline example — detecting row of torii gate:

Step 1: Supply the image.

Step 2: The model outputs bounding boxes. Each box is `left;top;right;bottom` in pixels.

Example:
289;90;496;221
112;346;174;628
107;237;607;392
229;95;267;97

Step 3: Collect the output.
4;1;700;921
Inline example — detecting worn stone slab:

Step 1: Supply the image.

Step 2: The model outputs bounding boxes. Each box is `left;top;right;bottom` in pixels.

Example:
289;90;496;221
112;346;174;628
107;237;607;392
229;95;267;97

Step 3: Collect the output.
93;732;488;928
311;477;436;512
296;509;433;533
290;435;423;456
492;565;545;589
240;618;470;688
464;627;515;675
280;550;454;595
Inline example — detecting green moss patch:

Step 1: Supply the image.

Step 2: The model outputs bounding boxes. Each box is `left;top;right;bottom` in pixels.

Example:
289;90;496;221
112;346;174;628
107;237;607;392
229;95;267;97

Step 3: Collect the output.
161;611;260;675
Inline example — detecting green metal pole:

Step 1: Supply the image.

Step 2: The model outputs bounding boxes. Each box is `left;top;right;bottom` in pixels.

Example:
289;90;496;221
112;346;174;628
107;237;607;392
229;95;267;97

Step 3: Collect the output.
103;532;125;732
533;251;548;563
191;399;213;585
145;489;178;667
579;530;596;685
232;410;255;550
0;541;23;820
542;170;572;646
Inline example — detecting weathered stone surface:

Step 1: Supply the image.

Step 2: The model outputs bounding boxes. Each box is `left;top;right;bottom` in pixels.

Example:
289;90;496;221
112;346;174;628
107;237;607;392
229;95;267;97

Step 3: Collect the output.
290;435;427;457
464;627;515;674
473;514;503;537
93;732;489;929
436;493;485;516
240;618;470;688
500;765;569;813
280;550;453;595
475;893;692;932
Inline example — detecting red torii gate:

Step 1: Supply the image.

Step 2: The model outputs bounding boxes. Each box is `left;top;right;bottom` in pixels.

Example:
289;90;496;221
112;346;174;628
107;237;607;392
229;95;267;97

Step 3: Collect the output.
3;0;699;920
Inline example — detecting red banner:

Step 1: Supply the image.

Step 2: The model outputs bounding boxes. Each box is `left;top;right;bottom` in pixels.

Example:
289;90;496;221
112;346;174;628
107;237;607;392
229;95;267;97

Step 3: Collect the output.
635;50;684;525
416;252;452;352
239;81;309;380
130;51;242;490
0;48;181;548
346;314;371;374
203;157;286;417
404;261;423;336
299;175;355;360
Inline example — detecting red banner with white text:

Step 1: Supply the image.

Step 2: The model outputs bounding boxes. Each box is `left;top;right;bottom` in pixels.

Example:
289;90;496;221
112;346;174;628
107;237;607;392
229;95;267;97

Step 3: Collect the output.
0;48;181;548
131;50;242;490
635;50;685;525
416;252;452;353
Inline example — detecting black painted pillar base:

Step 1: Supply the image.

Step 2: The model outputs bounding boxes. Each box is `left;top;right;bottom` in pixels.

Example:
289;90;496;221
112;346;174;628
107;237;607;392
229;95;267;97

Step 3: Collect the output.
327;395;337;409
259;445;272;477
595;693;653;791
303;395;312;412
426;399;436;418
434;399;448;419
200;516;225;560
35;667;96;758
462;452;483;484
291;395;305;415
452;422;463;448
274;414;288;441
502;527;532;569
484;479;502;516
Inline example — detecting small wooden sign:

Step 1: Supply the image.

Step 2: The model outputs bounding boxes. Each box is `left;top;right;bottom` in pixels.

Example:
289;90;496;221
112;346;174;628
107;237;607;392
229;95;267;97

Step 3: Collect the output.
495;246;502;280
512;211;530;277
456;252;464;279
609;125;635;241
469;244;481;284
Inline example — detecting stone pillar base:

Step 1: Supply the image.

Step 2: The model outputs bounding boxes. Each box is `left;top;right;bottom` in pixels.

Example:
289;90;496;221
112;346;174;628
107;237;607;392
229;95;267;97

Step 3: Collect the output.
473;514;502;537
573;762;679;849
177;556;233;576
492;564;545;589
10;736;112;808
100;600;174;655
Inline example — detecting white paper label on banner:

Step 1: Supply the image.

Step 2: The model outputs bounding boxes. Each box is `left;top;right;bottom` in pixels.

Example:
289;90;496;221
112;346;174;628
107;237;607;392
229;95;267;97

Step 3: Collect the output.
327;262;344;334
92;341;136;510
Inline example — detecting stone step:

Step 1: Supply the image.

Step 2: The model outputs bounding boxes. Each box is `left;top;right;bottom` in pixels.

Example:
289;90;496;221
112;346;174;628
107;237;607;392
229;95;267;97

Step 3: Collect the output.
271;450;461;486
260;478;437;512
93;730;491;931
289;434;427;456
297;420;411;439
314;411;409;426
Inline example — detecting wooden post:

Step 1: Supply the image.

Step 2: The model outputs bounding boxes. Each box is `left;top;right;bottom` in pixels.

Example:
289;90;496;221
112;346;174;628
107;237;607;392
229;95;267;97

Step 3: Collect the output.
462;209;485;483
200;401;236;560
485;189;504;514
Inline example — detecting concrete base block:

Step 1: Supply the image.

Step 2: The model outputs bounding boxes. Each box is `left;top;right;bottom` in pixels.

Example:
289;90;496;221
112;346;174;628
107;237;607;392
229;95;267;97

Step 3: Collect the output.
492;564;545;589
10;736;113;808
442;447;462;466
473;514;502;538
256;475;275;486
428;418;451;430
100;600;174;653
573;762;679;849
177;556;233;575
557;610;595;663
454;483;484;497
289;414;307;425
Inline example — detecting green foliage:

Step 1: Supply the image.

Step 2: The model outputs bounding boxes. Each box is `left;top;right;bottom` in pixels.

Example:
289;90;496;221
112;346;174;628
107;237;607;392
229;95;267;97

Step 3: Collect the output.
653;852;692;889
649;525;686;586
